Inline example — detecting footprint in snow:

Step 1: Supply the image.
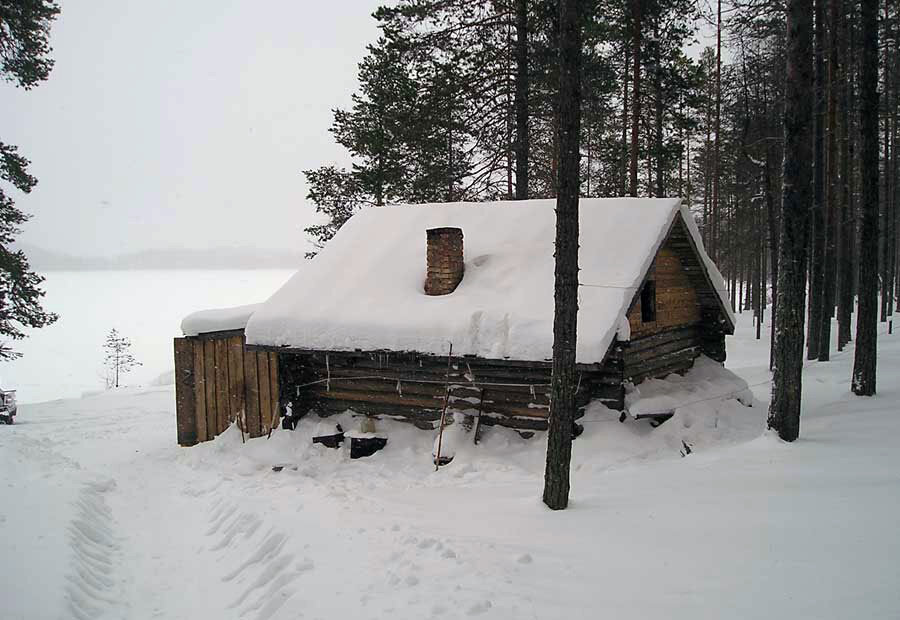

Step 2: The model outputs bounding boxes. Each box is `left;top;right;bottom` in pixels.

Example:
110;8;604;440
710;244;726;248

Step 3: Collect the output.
516;553;533;565
467;600;493;615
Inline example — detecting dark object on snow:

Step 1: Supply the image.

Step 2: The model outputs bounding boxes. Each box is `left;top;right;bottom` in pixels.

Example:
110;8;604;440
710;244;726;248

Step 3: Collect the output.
619;409;674;427
313;424;345;449
282;416;297;430
272;465;284;472
433;454;454;466
350;435;387;459
0;390;17;425
621;409;675;427
680;440;693;457
573;422;584;438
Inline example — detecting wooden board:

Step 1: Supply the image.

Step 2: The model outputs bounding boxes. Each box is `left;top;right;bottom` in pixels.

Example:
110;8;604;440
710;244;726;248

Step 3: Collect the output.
173;338;197;446
257;351;272;434
268;352;279;429
214;338;229;434
192;337;208;442
203;339;217;440
227;335;245;432
243;346;261;438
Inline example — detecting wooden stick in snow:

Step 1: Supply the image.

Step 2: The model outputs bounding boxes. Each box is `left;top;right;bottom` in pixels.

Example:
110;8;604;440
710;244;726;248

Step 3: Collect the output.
434;343;453;471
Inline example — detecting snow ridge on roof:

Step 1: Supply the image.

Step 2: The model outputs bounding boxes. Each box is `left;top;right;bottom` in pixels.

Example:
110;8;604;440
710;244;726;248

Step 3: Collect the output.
244;198;730;363
182;304;261;337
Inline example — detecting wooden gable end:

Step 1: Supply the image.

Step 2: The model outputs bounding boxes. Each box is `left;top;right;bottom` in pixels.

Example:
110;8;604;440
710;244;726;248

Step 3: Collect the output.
627;243;702;338
627;212;733;339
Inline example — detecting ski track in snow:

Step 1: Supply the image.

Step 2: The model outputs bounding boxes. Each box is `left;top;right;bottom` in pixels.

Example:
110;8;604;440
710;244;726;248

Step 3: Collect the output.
64;478;120;620
207;498;311;620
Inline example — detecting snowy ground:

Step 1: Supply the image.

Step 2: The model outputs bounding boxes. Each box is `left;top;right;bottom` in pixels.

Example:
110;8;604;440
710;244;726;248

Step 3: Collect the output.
2;312;899;619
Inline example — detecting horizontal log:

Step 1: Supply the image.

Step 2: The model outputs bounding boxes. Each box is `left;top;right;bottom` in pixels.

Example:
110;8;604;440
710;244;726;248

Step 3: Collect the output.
624;325;700;352
626;353;699;384
625;339;702;366
307;386;552;420
302;376;557;407
625;346;699;374
191;329;246;341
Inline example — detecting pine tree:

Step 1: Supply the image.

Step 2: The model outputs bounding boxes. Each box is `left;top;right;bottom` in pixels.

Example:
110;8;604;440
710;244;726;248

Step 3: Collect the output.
300;166;365;258
543;0;582;511
103;329;140;389
331;39;416;207
0;0;61;360
768;0;814;442
851;0;879;396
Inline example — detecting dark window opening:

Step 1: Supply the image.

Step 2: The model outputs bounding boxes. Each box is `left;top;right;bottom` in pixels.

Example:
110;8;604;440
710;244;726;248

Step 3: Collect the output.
641;280;657;323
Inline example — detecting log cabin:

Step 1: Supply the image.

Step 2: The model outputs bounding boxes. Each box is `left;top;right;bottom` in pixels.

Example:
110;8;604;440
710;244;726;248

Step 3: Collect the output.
174;198;735;446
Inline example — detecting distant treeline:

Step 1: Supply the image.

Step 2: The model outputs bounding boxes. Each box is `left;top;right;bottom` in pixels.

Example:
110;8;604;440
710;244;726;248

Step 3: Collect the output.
20;244;303;271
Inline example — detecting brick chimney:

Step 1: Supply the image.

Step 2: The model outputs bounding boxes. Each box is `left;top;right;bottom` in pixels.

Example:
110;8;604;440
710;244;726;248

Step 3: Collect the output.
425;227;464;295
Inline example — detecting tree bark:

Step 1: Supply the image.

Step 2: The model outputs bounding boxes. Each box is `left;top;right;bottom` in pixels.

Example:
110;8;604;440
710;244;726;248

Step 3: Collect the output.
711;0;723;262
852;0;879;396
543;0;582;511
768;0;814;442
629;0;641;197
653;21;664;198
514;0;530;200
819;0;840;361
807;0;827;360
836;0;854;351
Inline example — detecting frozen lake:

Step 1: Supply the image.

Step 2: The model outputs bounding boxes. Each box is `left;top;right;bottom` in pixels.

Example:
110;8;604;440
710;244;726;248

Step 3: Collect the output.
3;270;294;403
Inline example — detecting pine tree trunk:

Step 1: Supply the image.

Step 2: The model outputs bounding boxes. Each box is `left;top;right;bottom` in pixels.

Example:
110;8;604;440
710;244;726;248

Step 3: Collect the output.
837;0;854;351
653;22;664;198
515;0;530;200
879;0;891;322
768;0;814;442
765;108;780;370
543;0;582;511
622;47;629;197
852;0;879;396
808;0;827;360
819;0;840;362
629;0;641;197
711;0;722;262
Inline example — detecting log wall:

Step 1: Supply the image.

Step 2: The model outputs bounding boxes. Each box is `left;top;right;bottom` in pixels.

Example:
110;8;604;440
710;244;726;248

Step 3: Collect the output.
273;347;625;432
174;331;280;446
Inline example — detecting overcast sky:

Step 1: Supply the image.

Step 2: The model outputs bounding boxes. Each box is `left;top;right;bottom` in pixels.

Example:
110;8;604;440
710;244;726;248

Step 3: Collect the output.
2;0;382;257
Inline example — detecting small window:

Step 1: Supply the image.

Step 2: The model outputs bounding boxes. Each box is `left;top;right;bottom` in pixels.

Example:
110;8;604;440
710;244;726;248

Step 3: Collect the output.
641;280;657;323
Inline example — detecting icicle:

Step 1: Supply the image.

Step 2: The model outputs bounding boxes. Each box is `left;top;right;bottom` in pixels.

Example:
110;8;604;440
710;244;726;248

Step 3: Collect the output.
396;379;403;397
325;354;331;392
530;384;535;399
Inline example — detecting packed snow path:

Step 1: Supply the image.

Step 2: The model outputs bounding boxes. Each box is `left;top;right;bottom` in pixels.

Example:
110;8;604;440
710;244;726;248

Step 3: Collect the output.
2;316;899;619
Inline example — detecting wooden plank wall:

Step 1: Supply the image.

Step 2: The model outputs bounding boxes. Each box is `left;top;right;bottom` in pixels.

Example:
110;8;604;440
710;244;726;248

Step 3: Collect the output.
621;214;730;381
173;332;280;446
628;246;702;339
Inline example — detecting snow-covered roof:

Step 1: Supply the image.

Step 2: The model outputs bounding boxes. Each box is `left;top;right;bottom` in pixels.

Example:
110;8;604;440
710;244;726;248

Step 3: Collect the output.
241;198;732;363
181;304;260;337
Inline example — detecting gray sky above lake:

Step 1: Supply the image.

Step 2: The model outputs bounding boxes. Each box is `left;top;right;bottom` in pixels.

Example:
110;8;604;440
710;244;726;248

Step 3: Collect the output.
3;0;382;257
